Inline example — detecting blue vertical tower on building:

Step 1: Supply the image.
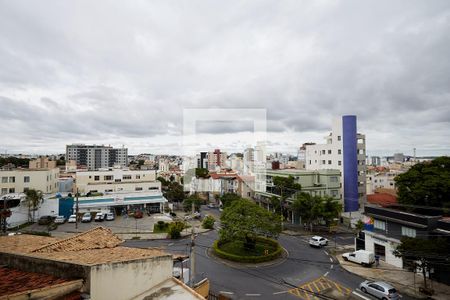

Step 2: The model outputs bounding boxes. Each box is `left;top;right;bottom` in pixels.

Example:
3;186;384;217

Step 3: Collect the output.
342;115;359;212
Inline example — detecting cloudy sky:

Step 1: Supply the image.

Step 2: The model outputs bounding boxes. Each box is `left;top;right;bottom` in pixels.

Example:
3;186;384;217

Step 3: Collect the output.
1;1;449;156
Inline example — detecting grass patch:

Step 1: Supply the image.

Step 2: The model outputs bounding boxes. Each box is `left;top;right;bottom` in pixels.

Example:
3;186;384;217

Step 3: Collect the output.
213;237;282;263
153;226;169;233
219;240;277;257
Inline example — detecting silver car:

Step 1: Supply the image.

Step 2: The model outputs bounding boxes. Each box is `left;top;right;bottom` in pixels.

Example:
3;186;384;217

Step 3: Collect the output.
359;280;399;300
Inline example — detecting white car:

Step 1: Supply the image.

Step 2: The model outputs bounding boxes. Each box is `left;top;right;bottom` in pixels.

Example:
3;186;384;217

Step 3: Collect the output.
309;236;328;248
81;212;92;223
54;216;66;224
94;212;104;222
68;214;77;223
105;212;115;221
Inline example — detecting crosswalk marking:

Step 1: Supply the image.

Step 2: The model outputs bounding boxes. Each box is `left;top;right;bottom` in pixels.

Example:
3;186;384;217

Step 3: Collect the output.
287;276;352;300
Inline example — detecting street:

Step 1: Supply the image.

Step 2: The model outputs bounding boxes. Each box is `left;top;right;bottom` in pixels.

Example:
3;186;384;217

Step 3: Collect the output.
124;207;416;300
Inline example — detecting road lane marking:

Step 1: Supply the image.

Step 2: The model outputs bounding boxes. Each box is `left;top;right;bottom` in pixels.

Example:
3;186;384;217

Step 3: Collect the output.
245;294;261;296
329;257;333;262
219;291;234;295
352;291;371;300
168;243;174;246
324;271;329;277
323;250;329;256
273;291;289;295
312;281;320;291
330;264;334;269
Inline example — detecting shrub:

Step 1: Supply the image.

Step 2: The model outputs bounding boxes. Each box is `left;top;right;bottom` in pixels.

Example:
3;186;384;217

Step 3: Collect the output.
154;221;169;233
213;237;282;263
168;221;185;239
202;216;215;229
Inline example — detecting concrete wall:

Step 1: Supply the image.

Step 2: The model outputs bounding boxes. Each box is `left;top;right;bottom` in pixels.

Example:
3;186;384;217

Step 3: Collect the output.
89;256;173;300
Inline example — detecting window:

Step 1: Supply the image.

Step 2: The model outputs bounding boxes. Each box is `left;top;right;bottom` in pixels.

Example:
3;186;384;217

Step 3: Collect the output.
309;160;311;165
328;150;332;154
374;219;386;230
123;175;132;180
23;187;29;192
321;150;326;155
338;149;341;155
338;161;342;166
337;136;341;141
136;175;141;179
330;176;338;183
24;176;30;183
115;179;121;182
402;226;416;238
89;176;92;179
135;187;143;191
331;190;338;197
2;177;7;183
105;189;113;192
94;176;100;181
104;175;113;181
328;160;332;164
321;160;325;164
9;188;15;193
9;176;15;183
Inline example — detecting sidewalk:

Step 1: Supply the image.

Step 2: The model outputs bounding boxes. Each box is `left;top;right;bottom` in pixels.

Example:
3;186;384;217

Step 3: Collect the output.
336;255;450;300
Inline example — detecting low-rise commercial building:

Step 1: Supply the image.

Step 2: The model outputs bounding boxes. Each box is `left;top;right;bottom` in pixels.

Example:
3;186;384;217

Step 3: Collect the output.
75;169;160;194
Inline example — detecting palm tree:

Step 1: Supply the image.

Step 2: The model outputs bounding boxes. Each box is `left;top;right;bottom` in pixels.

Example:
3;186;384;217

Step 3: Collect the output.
24;189;44;222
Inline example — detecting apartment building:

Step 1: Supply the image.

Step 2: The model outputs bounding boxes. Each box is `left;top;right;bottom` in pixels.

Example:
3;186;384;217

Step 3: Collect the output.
254;169;341;224
29;157;57;169
207;149;227;171
0;168;59;195
66;144;128;170
75;169;160;194
305;115;366;212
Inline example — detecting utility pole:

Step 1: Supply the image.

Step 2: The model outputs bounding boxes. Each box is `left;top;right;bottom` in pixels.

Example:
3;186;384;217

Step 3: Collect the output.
189;201;196;287
75;188;79;232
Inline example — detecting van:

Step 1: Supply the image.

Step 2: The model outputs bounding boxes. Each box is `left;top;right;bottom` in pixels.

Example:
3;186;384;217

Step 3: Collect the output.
342;250;375;267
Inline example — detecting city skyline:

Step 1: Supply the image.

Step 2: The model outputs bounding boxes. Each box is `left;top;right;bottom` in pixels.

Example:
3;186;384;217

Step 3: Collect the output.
1;1;449;156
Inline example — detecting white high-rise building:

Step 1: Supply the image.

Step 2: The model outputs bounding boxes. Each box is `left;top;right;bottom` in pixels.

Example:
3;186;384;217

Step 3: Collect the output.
66;144;128;170
305;116;366;212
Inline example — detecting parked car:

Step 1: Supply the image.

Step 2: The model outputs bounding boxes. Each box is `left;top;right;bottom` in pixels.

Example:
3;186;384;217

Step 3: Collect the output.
81;212;92;223
134;210;143;219
342;250;375;266
359;280;400;300
94;212;104;222
68;214;77;223
38;215;55;225
105;212;115;221
54;216;66;224
309;236;328;248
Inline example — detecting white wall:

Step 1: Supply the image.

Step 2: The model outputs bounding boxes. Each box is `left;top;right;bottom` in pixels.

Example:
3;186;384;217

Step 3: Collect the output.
365;233;403;268
90;256;173;300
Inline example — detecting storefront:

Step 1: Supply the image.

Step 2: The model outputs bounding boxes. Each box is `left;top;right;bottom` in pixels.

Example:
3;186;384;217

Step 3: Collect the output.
364;231;403;268
74;192;168;215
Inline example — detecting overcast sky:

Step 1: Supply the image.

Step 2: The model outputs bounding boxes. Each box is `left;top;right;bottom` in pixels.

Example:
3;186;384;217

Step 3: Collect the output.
1;1;449;157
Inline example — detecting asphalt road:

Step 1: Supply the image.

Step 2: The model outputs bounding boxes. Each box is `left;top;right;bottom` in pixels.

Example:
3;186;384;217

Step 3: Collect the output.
124;208;416;300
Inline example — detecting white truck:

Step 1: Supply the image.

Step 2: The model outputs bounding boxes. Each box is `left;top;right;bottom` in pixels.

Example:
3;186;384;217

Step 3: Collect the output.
342;250;375;267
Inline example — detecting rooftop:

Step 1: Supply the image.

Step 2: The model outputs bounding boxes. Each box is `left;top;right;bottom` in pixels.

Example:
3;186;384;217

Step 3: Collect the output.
0;266;73;297
0;234;58;254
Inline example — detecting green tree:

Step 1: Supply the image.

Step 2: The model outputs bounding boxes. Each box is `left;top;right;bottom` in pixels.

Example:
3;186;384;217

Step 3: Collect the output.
157;176;169;187
202;215;215;229
395;157;450;208
183;194;202;212
24;189;44;222
291;193;341;230
220;193;241;208
321;196;342;226
164;182;185;202
272;176;301;217
195;168;209;178
220;199;281;250
168;221;185;239
394;237;450;289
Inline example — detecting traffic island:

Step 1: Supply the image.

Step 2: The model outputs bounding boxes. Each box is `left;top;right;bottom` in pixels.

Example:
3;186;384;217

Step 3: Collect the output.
212;237;282;264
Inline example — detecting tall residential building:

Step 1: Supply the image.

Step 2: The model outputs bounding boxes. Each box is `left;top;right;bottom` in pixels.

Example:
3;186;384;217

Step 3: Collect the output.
207;149;227;171
197;152;208;169
66;144;128;170
305;115;366;212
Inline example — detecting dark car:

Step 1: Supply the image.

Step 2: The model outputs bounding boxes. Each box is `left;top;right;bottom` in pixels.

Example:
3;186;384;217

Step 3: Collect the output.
134;210;143;219
38;215;55;225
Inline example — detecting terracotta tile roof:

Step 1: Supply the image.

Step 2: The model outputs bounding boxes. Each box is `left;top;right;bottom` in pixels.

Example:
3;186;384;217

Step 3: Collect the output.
32;226;123;253
31;246;166;265
367;193;397;207
0;266;69;296
0;235;57;254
